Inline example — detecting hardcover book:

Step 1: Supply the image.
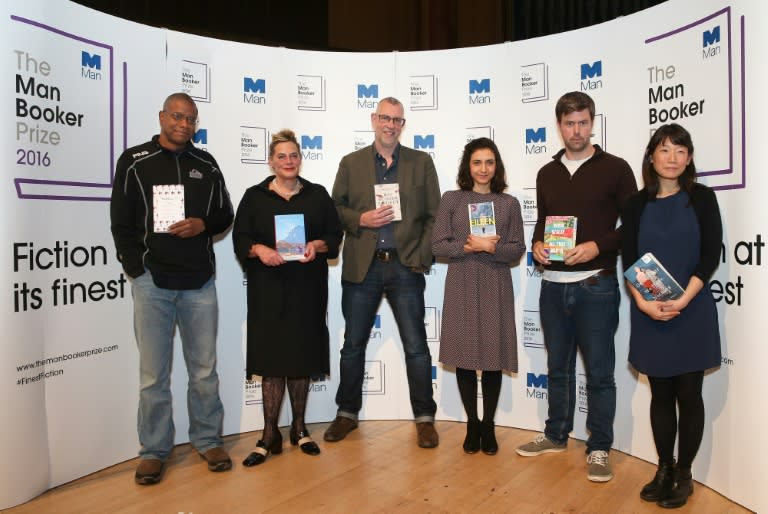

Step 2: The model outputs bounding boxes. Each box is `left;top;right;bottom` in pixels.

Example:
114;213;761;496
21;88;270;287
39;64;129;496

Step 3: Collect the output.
624;252;685;301
468;201;496;236
274;213;306;261
543;215;577;261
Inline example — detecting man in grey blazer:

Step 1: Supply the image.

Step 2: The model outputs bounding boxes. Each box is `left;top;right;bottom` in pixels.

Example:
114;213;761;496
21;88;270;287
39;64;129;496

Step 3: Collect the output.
324;96;441;448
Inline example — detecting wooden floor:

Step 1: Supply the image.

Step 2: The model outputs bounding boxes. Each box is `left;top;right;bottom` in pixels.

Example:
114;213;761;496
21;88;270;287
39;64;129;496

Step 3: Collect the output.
5;421;751;514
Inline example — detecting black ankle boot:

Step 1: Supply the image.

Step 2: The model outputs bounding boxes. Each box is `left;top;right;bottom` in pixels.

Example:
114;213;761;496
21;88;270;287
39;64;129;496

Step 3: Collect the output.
640;460;675;501
658;467;693;509
480;421;498;455
463;419;481;454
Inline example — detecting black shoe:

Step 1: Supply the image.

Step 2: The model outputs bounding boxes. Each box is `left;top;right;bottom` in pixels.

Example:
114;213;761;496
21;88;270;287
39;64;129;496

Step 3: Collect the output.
480;421;498;456
323;416;358;442
658;468;693;509
463;420;481;454
640;460;675;501
243;436;283;467
290;428;321;456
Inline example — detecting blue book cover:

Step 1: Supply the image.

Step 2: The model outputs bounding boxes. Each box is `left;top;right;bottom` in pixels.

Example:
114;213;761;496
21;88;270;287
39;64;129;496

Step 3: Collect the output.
624;252;685;301
274;214;306;261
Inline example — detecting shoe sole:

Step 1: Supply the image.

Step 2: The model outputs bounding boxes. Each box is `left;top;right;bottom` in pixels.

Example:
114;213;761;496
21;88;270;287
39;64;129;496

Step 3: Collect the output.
135;475;162;485
207;461;233;472
515;446;566;457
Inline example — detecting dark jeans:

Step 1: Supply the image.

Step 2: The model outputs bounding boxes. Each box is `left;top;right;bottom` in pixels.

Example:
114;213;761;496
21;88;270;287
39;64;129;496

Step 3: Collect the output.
540;273;619;453
335;258;437;421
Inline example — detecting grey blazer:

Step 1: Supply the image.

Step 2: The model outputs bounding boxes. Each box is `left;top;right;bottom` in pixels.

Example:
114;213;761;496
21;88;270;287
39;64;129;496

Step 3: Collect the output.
331;144;441;283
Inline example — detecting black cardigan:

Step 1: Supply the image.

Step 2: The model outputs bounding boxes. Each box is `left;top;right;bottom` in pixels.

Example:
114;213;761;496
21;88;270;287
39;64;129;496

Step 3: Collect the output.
620;183;723;282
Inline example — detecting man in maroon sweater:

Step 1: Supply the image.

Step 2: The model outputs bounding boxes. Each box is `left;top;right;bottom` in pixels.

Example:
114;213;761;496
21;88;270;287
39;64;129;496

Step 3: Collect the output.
516;92;637;483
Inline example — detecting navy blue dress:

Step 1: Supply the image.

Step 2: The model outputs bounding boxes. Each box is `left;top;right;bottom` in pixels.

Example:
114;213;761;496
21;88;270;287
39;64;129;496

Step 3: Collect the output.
628;191;721;377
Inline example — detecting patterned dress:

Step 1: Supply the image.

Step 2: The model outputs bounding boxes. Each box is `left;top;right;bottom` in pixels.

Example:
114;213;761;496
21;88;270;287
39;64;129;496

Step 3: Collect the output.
431;190;526;371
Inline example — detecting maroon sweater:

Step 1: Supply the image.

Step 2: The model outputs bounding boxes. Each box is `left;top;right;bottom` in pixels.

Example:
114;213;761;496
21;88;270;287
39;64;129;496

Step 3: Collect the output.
532;145;638;272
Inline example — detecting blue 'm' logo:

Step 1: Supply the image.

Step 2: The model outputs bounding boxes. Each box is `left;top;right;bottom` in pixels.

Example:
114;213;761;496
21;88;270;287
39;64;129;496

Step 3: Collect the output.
373;314;381;329
431;366;437;380
357;84;379;98
243;77;266;93
703;26;720;47
414;135;435;149
469;79;490;94
526;373;548;388
527;252;535;267
525;127;546;144
81;51;101;70
192;129;207;145
580;61;602;79
301;135;323;150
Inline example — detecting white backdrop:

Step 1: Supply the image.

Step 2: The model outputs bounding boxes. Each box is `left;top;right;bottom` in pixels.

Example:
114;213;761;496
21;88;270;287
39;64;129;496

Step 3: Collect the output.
2;0;765;511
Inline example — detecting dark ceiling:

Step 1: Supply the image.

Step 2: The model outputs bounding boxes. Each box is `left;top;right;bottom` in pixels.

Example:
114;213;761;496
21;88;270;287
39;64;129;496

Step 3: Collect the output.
71;0;667;52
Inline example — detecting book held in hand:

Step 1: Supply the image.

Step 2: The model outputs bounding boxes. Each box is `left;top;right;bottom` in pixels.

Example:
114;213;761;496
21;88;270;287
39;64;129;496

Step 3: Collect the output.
468;201;496;236
543;215;577;261
153;184;185;233
274;214;306;261
624;252;685;301
374;183;402;221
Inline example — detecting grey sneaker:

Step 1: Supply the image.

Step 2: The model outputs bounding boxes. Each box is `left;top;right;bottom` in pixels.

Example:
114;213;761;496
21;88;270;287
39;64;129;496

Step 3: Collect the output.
516;434;567;456
587;450;613;482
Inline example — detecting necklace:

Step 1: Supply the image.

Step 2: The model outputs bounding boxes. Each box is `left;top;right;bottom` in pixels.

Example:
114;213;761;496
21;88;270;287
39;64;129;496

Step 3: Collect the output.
272;179;301;198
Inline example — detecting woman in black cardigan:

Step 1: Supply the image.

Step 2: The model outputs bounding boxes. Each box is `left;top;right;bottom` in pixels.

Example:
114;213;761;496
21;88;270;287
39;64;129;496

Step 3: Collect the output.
621;123;723;509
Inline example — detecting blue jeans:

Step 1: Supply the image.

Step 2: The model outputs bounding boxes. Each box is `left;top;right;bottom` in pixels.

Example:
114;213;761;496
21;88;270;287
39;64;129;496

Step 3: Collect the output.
539;273;619;453
336;258;437;421
131;271;224;460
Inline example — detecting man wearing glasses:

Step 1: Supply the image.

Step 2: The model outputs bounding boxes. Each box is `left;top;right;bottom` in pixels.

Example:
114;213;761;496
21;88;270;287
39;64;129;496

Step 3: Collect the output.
111;92;234;484
325;97;441;448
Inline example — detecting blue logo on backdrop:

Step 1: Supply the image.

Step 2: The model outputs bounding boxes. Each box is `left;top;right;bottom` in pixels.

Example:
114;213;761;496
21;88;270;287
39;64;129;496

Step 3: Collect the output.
468;78;491;104
243;77;266;104
357;84;379;109
81;51;102;80
702;26;721;59
580;60;603;91
193;129;207;145
526;372;548;400
431;366;437;380
525;127;547;155
373;314;381;329
369;314;382;339
527;251;535;267
301;135;323;160
414;134;435;149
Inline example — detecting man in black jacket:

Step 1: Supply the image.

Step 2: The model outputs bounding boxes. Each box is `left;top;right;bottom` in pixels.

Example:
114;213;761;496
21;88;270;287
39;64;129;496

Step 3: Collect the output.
111;92;234;484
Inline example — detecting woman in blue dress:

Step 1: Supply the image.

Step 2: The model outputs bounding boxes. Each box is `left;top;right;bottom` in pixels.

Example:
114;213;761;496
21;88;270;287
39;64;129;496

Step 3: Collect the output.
621;124;722;509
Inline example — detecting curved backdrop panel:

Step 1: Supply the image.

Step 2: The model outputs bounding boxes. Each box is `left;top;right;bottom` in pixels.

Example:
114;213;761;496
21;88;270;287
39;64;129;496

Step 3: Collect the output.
1;0;765;510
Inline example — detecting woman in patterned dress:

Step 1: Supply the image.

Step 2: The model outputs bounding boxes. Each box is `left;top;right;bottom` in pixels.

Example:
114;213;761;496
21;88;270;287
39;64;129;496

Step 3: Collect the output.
431;138;525;454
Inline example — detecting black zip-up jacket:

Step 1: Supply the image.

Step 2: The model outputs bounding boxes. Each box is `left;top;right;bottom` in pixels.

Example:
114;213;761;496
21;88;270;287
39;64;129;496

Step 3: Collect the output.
110;136;233;290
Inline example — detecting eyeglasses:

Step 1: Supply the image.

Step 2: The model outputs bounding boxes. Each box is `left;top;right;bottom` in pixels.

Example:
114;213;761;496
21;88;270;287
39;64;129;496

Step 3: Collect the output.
164;111;198;125
376;114;406;127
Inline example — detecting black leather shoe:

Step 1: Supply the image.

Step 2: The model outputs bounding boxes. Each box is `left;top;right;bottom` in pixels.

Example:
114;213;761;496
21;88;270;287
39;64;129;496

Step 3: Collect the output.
243;437;283;467
658;468;693;509
463;420;480;454
135;458;165;485
640;460;675;501
324;416;358;442
480;421;498;455
290;429;321;455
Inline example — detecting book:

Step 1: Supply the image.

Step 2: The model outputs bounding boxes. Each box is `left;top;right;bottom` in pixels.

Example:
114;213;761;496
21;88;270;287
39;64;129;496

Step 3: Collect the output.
624;252;685;301
543;215;577;261
274;214;306;261
374;183;402;221
468;201;496;236
152;184;185;233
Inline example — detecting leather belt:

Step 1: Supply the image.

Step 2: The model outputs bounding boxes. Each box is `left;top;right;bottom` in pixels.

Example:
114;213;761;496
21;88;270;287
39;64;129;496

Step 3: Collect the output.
583;268;616;285
375;248;397;263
